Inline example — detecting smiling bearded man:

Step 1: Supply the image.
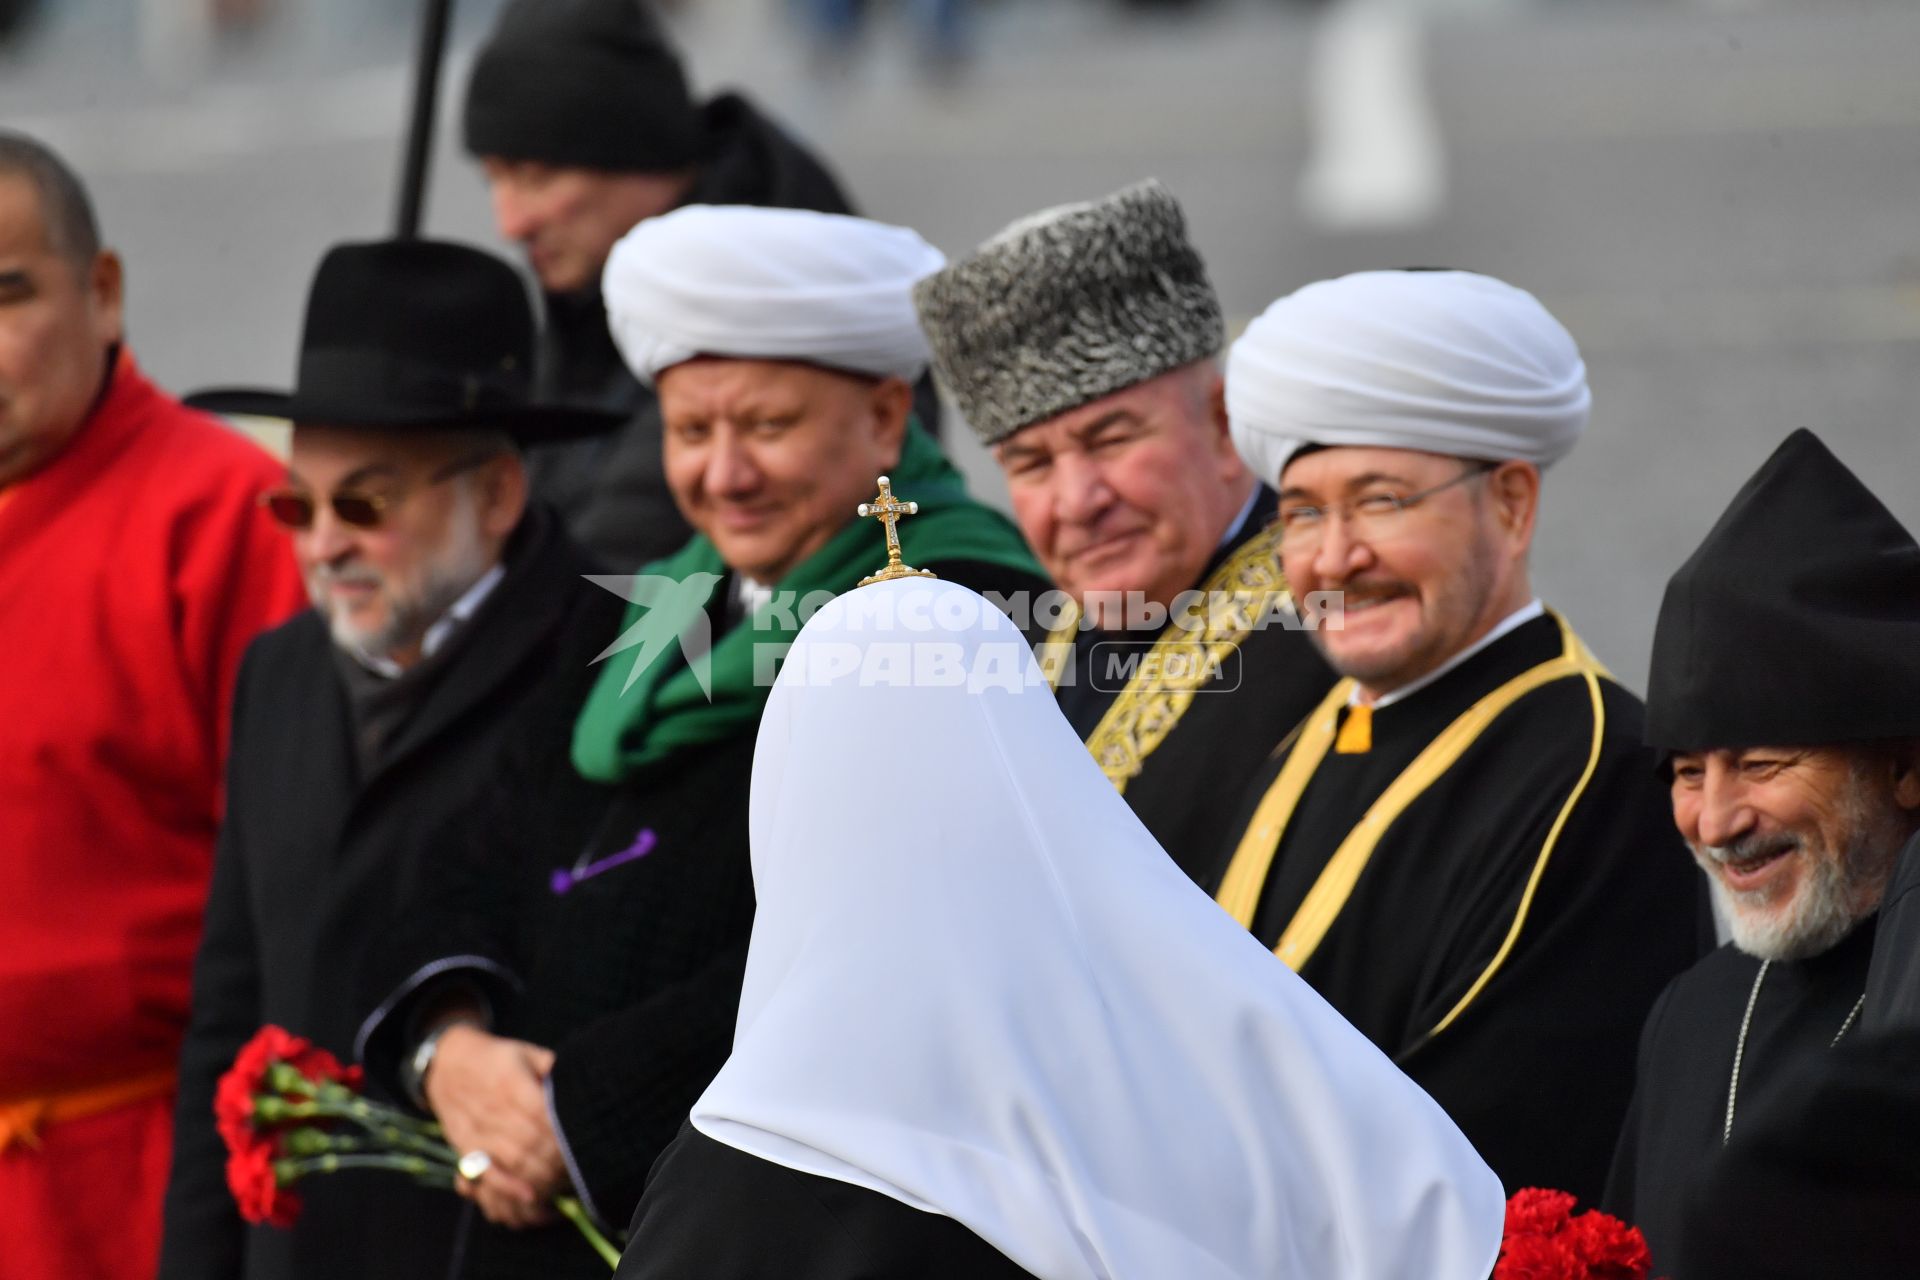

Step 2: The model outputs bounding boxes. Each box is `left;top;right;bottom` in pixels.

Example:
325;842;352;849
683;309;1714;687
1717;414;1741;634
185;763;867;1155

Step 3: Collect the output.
159;240;625;1280
1603;428;1920;1275
1212;269;1704;1205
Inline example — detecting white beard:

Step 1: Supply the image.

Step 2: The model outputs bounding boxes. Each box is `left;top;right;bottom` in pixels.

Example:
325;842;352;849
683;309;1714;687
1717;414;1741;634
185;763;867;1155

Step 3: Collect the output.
1695;766;1905;963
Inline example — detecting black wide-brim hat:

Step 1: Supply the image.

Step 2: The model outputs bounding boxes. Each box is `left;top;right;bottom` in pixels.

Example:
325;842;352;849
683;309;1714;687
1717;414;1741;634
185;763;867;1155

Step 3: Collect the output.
187;239;620;444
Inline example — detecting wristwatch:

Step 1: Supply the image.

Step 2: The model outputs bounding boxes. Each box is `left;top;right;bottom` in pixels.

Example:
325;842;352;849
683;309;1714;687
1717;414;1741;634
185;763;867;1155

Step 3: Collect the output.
404;1019;478;1110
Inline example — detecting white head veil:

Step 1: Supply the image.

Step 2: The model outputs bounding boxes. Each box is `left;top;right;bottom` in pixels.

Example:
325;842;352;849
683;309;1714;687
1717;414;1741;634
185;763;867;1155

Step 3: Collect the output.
692;578;1504;1280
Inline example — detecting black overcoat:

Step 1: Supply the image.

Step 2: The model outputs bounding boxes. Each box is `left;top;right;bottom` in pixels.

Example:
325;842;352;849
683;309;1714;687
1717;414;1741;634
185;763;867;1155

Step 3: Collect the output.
158;508;623;1280
618;1124;1037;1279
357;557;1054;1280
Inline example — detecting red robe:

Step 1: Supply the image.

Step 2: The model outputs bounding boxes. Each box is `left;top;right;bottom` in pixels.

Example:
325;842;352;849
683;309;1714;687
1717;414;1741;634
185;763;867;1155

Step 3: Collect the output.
0;351;305;1280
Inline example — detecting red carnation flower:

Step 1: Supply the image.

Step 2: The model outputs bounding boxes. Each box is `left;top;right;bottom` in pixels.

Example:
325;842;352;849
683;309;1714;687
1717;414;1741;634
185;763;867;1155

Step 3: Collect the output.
225;1139;301;1228
214;1025;363;1153
1497;1189;1653;1280
1495;1232;1581;1280
1568;1210;1653;1279
1504;1187;1577;1238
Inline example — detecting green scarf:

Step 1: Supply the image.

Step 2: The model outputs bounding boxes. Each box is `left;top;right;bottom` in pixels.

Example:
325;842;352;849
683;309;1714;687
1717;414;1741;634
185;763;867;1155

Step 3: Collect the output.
571;426;1041;782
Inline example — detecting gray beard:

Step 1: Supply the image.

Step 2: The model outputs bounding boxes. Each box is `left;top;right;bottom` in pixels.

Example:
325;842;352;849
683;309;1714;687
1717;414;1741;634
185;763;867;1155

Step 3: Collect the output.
1697;768;1904;963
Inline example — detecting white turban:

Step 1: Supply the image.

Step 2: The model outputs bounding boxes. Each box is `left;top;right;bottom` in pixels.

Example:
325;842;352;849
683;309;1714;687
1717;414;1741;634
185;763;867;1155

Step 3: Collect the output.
1226;269;1590;484
602;204;947;386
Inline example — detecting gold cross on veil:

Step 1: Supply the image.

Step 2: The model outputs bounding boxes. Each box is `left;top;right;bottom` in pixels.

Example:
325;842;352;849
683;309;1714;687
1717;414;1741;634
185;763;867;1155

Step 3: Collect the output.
856;475;938;587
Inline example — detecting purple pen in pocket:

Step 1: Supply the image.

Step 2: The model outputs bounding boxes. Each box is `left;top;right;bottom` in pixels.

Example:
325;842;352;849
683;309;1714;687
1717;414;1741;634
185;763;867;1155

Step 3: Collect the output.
550;828;658;895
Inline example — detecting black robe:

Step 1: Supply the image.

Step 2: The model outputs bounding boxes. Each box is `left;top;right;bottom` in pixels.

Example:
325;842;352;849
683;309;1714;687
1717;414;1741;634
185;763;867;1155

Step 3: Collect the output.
158;508;623;1280
616;1125;1036;1280
1673;1024;1920;1280
1216;612;1706;1204
1862;829;1920;1031
1049;489;1334;888
356;555;1054;1280
1604;920;1876;1273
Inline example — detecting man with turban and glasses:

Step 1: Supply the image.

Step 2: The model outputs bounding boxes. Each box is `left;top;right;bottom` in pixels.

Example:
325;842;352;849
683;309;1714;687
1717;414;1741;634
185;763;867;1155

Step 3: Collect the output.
1213;269;1703;1204
159;240;624;1280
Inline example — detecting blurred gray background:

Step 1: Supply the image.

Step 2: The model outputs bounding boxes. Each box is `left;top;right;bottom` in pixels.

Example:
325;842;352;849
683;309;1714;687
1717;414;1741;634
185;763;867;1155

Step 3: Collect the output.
4;0;1915;691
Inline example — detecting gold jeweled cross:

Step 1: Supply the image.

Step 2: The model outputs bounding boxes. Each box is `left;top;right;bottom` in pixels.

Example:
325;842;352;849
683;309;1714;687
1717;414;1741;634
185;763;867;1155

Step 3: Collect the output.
856;475;937;586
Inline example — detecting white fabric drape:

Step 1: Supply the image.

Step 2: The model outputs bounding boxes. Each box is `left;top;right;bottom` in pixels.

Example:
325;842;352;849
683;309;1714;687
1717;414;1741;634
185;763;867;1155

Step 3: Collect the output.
692;577;1505;1280
1227;268;1590;485
601;204;946;386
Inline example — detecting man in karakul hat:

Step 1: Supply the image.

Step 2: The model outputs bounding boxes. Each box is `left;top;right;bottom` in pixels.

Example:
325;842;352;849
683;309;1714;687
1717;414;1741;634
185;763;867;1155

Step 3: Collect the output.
462;0;886;573
353;205;1047;1279
158;240;626;1280
1213;269;1704;1203
1603;428;1920;1274
912;180;1334;888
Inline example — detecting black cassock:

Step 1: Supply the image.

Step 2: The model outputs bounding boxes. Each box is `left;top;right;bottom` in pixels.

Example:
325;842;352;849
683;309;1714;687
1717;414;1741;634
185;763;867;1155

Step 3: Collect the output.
1048;488;1334;889
1673;1022;1920;1280
617;1125;1035;1280
1604;920;1875;1272
1863;831;1920;1031
1212;610;1706;1204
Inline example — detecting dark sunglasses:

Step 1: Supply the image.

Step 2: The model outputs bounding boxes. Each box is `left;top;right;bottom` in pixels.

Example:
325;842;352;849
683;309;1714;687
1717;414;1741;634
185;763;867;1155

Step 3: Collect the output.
260;451;499;531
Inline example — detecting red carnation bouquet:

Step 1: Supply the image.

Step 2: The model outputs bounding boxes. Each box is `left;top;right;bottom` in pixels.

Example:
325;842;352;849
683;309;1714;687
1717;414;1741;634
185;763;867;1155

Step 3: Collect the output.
215;1024;619;1267
1496;1188;1659;1280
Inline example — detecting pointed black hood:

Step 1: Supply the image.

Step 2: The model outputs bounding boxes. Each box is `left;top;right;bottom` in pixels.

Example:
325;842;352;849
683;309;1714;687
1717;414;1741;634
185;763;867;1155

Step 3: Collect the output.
1646;428;1920;751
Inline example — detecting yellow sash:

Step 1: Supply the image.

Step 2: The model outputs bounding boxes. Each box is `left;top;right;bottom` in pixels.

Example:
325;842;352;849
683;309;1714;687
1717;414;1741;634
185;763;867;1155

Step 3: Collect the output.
1040;523;1290;795
1215;612;1611;1039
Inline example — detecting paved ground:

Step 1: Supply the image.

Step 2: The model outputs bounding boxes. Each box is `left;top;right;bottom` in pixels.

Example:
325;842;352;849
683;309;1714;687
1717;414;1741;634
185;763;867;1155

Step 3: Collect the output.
6;0;1916;689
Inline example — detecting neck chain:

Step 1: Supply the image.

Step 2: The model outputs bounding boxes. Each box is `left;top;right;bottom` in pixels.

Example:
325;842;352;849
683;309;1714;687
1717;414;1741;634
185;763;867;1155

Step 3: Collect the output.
1723;959;1867;1145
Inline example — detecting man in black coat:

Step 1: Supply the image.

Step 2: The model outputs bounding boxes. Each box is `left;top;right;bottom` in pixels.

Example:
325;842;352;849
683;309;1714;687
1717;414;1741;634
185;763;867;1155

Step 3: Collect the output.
355;206;1050;1278
461;0;877;572
157;240;624;1280
1605;429;1920;1274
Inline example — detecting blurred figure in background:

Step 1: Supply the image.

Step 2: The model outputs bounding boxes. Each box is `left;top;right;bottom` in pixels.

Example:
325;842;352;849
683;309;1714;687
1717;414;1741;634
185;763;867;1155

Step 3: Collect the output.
797;0;971;75
0;130;304;1280
463;0;859;572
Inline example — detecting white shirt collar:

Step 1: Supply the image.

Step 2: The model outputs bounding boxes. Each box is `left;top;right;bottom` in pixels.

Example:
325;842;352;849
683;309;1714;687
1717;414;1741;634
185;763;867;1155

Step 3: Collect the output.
347;562;507;679
733;574;774;620
1351;598;1546;710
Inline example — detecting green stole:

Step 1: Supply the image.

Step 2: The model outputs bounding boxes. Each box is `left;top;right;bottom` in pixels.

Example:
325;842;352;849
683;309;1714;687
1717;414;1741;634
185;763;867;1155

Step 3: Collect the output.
571;427;1040;782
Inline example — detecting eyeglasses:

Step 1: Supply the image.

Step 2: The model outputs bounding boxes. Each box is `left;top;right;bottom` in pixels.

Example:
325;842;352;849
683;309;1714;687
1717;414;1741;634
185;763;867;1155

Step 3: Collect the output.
1272;461;1498;550
260;451;500;531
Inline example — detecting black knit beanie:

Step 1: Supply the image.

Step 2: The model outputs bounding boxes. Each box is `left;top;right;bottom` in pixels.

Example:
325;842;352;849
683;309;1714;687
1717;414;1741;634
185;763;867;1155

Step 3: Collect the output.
463;0;709;173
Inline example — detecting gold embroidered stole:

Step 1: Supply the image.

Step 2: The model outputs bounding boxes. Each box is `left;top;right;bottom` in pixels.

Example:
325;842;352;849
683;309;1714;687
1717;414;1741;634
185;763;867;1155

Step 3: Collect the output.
1214;611;1612;1039
1040;524;1288;795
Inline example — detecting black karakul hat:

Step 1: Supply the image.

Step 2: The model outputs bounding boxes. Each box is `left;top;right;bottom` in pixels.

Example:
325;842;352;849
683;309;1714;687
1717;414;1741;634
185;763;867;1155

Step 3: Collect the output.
462;0;708;173
913;179;1225;446
1646;428;1920;751
188;240;619;442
